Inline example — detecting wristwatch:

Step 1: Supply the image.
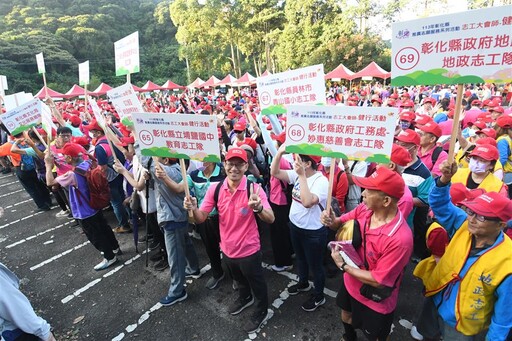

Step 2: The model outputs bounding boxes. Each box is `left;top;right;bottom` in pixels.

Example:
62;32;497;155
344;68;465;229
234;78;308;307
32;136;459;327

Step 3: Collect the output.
253;206;263;214
340;262;347;272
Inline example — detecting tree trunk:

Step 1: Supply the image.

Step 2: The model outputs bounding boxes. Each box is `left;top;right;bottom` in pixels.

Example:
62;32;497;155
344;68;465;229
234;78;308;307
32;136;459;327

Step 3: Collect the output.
230;42;237;78
236;45;242;78
185;56;191;85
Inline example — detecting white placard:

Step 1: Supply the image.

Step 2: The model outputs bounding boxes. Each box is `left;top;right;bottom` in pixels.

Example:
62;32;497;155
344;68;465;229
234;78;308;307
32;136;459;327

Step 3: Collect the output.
107;83;144;127
285;105;398;162
114;31;140;76
79;61;90;86
392;5;512;86
257;64;326;115
36;53;46;74
132;112;221;162
1;99;42;136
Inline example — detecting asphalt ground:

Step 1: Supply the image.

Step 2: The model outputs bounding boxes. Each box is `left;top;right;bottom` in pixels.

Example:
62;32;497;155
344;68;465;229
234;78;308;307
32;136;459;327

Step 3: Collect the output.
0;171;425;341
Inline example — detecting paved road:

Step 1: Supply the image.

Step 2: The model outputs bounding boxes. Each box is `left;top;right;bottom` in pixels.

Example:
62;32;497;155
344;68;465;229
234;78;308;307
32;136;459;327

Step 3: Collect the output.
0;171;424;340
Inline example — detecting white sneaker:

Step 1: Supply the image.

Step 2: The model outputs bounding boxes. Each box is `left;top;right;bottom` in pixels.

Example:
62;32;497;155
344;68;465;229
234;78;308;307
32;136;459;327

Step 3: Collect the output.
410;325;424;340
55;210;69;218
94;257;118;271
271;264;293;272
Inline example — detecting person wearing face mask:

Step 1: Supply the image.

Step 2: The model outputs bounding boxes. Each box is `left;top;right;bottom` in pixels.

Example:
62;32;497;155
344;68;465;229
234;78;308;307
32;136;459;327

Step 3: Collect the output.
399;111;416;131
451;144;507;196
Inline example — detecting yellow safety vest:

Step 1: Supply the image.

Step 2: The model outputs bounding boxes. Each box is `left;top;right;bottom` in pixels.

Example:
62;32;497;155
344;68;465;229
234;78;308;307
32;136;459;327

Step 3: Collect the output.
416;222;512;335
496;135;512;172
451;167;504;193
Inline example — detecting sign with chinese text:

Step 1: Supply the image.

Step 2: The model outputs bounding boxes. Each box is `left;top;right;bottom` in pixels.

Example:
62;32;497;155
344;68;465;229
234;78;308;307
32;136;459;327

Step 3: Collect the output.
256;64;325;115
114;31;140;76
79;61;90;86
89;98;107;130
1;99;42;136
132;112;221;162
391;5;512;86
41;103;57;137
107;82;143;127
285;105;398;163
36;53;46;74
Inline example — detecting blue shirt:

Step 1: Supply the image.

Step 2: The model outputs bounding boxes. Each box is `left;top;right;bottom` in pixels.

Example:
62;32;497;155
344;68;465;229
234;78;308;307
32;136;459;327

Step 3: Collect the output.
403;158;433;227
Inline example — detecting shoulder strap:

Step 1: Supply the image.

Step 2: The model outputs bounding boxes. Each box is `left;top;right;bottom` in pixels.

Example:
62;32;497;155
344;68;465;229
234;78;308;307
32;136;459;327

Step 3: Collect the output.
431;146;443;166
213;178;225;210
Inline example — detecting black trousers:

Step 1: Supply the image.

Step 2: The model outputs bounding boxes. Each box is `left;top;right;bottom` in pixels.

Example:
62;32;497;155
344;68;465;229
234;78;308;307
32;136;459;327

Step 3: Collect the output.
224;251;268;315
80;211;119;260
15;167;51;210
269;202;293;267
197;215;223;278
413;206;431;260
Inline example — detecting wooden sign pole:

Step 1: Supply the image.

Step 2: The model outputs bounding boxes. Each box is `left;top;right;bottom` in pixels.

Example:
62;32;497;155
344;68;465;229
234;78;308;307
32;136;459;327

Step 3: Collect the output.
448;84;464;161
179;158;193;218
325;158;338;216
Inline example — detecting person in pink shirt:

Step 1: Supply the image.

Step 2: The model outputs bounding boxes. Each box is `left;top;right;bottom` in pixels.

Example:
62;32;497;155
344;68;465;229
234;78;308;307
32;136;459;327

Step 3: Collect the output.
321;167;413;341
184;147;275;334
417;121;448;177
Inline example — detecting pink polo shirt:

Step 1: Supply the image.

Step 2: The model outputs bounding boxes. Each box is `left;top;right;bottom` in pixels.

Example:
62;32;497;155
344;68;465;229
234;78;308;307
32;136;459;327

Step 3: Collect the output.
200;176;271;259
340;205;413;314
269;158;292;205
418;146;448;177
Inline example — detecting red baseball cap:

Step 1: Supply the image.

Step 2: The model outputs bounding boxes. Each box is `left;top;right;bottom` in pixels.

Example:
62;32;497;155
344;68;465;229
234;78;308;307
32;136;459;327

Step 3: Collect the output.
476;128;496;139
461;192;512;222
468;144;499;161
418;121;442;138
389;93;399;99
472;100;482;107
390;143;412;166
71;136;89;147
476;137;497;146
386;99;396;107
496;115;512;129
477;112;493;123
300;155;321;165
69;115;81;127
401;92;410;98
225;147;248;162
371;97;382;104
236;137;257;152
233;122;245;132
62;143;85;158
87;120;103;132
415;115;433;126
401;100;415;108
423;97;436;105
489;106;504;114
399;111;416;122
352;166;405;199
482;99;491;107
395;129;420;146
450;183;486;206
271;131;286;145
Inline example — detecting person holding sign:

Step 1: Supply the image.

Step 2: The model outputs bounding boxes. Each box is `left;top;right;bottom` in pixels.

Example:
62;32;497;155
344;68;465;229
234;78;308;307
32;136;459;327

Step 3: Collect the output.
184;148;274;334
271;144;329;312
321;167;413;341
88;120;131;234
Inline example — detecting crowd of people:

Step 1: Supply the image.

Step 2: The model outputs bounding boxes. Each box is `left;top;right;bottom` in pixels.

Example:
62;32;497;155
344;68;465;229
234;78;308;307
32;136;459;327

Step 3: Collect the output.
0;81;511;340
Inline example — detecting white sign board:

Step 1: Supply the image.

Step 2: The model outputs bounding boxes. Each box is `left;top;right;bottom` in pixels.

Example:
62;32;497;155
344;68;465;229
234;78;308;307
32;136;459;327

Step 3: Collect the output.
285;105;398;163
392;5;512;86
79;61;90;86
132;112;221;162
2;99;42;136
89;98;107;129
114;31;140;76
41;103;57;137
256;64;326;115
36;53;46;74
107;82;143;127
4;92;33;112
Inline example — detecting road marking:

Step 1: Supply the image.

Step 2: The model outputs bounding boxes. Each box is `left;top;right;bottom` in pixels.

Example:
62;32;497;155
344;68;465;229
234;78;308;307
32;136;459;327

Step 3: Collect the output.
0;211;45;230
0;189;24;198
0;180;18;187
5;221;73;248
110;263;211;341
4;199;33;209
261;262;337;298
30;241;90;271
61;251;148;304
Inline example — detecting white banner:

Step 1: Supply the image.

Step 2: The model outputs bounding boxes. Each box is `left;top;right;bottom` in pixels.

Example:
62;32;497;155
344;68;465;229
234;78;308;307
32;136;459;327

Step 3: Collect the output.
132;112;221;162
41;103;57;137
256;64;326;115
0;75;7;97
2;99;42;136
89;98;107;129
36;53;46;74
79;61;90;86
285;105;398;163
114;31;140;77
107;82;143;127
392;5;512;86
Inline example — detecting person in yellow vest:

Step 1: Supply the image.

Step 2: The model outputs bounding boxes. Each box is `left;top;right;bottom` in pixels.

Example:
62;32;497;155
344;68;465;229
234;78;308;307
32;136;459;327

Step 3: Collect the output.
414;160;512;341
451;143;507;197
495;115;512;198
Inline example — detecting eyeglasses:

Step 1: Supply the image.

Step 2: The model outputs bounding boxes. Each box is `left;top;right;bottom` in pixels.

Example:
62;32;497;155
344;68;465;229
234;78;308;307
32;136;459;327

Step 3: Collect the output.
225;161;246;169
58;134;71;138
234;130;244;134
464;207;501;223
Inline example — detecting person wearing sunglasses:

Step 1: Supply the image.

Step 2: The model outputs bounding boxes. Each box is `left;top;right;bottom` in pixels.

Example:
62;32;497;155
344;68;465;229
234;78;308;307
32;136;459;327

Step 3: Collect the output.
414;160;512;341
